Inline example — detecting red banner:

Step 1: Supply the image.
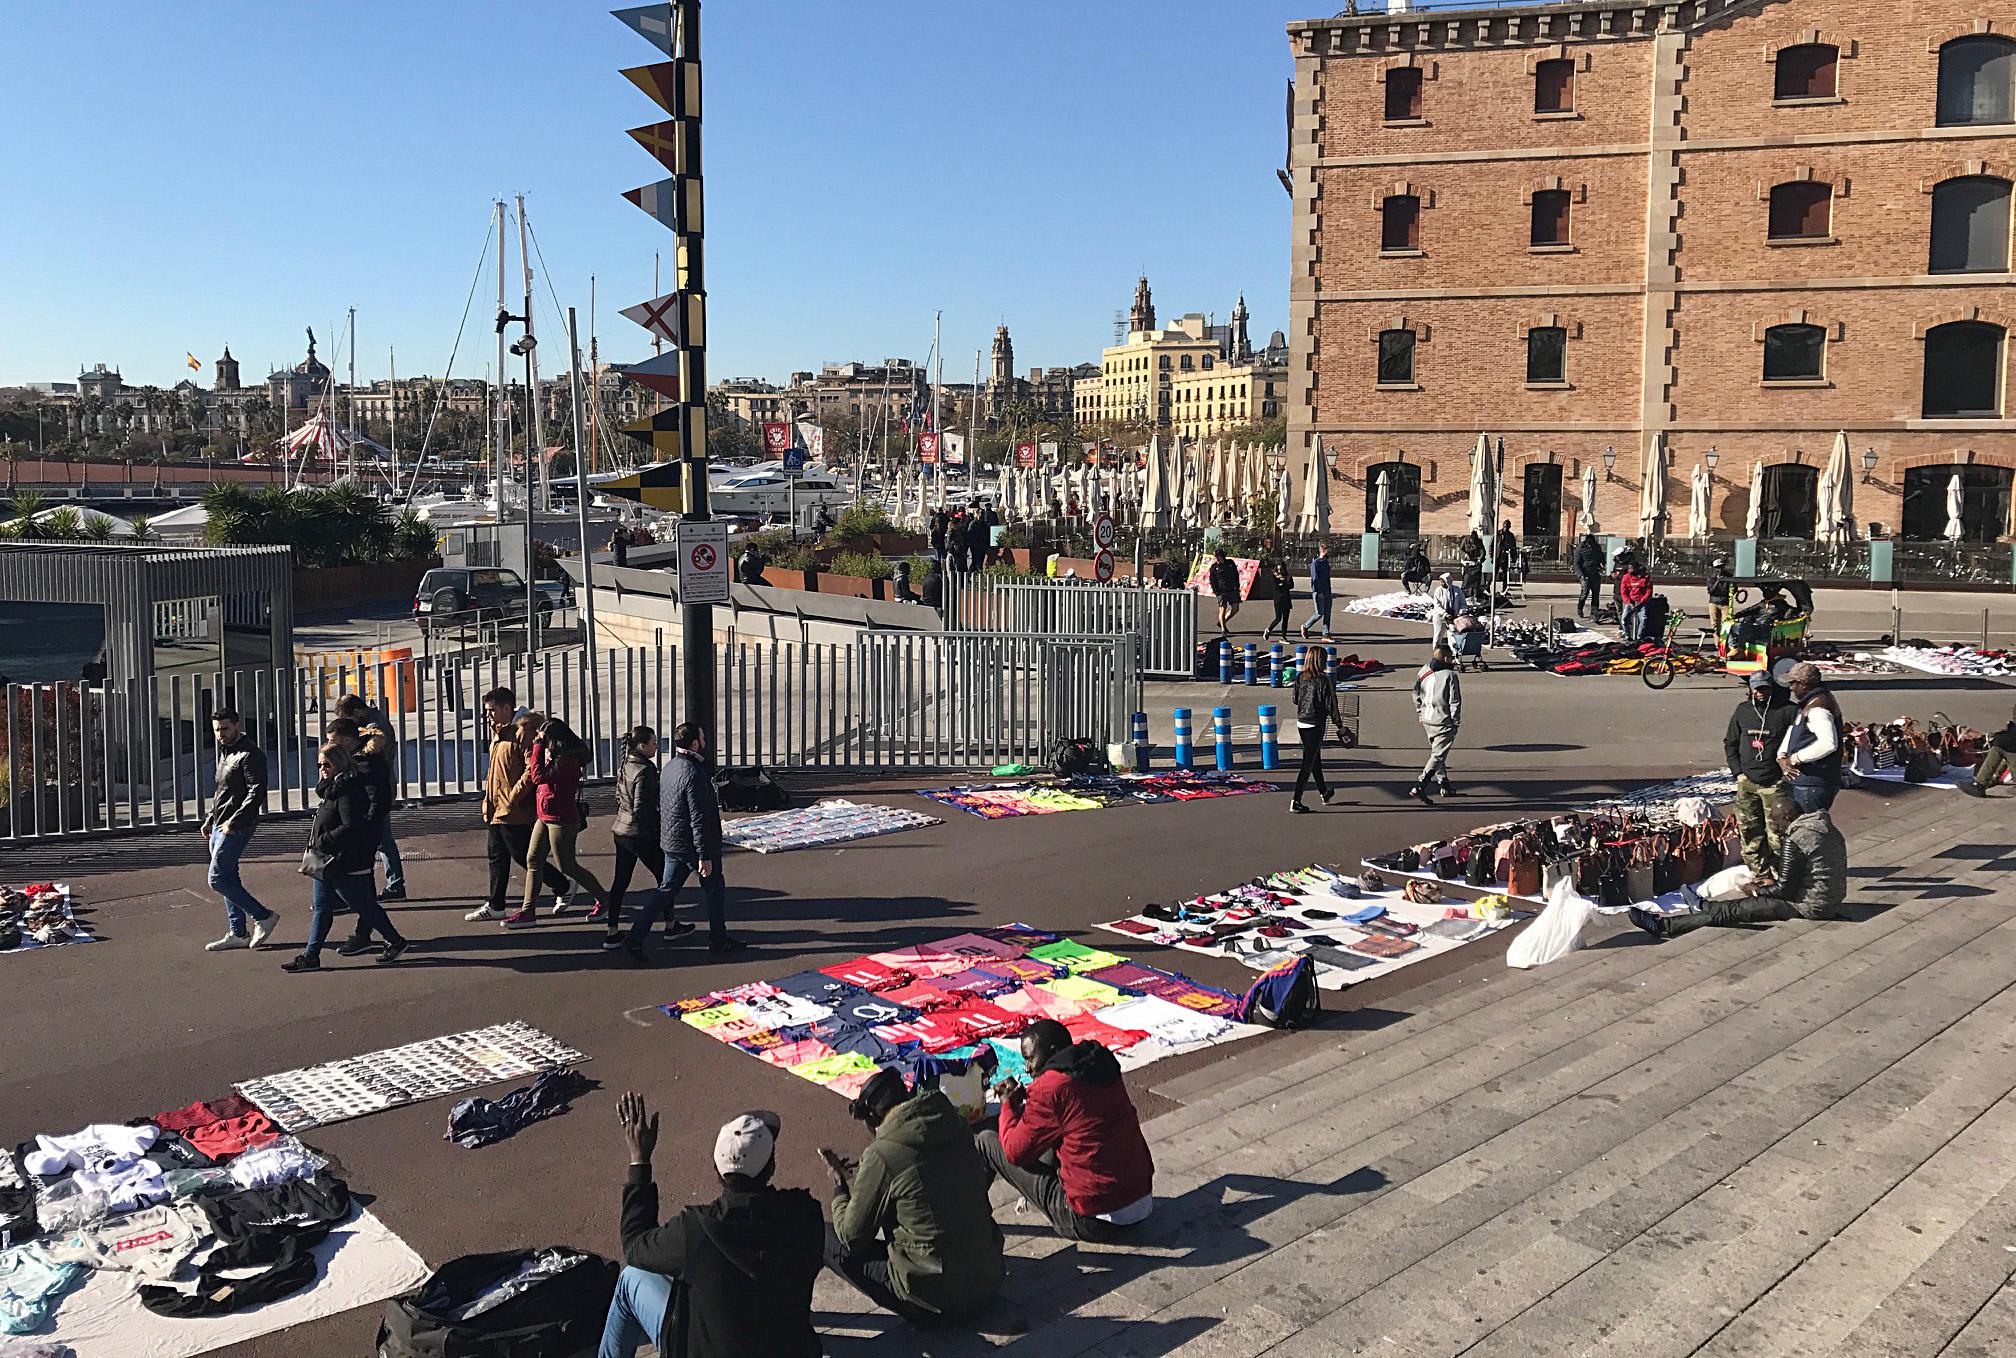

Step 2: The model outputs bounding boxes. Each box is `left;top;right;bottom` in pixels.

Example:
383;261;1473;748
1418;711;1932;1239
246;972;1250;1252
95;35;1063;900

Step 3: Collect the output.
762;422;790;458
1015;442;1036;468
918;432;939;459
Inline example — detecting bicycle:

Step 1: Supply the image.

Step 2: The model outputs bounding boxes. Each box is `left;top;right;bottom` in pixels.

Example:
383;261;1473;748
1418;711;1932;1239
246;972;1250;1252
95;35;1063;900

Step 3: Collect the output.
1640;609;1719;690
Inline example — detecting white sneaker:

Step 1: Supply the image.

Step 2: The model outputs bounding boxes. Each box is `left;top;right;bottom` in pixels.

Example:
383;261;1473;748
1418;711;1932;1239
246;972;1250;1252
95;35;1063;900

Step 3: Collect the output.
548;893;577;916
464;904;504;922
205;933;250;952
249;916;279;949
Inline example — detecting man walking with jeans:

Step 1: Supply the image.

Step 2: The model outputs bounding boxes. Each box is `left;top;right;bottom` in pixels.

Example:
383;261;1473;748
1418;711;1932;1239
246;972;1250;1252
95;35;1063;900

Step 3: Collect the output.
641;724;744;955
199;707;280;951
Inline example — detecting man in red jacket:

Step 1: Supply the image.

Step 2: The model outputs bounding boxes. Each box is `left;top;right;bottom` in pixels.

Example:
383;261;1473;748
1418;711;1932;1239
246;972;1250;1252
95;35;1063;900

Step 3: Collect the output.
976;1019;1155;1242
1618;564;1654;642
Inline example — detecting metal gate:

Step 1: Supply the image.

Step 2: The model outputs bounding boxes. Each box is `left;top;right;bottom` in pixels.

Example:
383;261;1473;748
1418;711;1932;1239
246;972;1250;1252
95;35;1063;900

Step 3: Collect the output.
943;576;1197;678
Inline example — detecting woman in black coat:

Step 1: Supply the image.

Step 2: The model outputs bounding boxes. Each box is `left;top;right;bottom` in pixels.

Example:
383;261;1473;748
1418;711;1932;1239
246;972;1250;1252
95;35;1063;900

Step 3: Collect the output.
283;741;408;973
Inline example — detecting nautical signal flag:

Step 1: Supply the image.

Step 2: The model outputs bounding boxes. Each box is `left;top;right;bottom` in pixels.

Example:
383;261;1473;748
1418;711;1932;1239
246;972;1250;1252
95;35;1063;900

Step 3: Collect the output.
619;408;689;461
186;353;201;371
620;350;682;401
619;290;687;348
599;458;691;514
611;3;678;56
620;62;680;116
627;119;688;175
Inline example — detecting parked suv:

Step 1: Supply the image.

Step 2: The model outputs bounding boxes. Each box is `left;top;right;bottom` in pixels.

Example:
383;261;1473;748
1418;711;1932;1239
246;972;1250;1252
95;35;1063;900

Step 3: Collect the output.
413;567;563;629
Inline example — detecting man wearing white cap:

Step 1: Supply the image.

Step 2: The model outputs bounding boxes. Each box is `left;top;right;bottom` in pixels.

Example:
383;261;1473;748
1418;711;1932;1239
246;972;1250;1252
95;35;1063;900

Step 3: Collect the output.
599;1092;824;1358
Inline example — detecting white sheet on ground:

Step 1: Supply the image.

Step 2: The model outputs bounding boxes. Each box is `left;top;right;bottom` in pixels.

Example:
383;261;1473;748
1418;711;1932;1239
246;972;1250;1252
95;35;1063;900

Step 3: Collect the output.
44;1209;427;1358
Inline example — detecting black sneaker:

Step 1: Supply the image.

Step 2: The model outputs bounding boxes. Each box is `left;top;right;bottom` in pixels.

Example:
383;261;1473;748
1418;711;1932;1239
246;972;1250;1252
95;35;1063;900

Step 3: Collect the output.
335;937;376;957
1407;785;1435;805
600;932;626;951
625;942;649;964
1320;789;1337;805
376;940;409;964
1289;800;1310;815
1625;908;1667;940
709;935;748;955
380;886;408;902
1435;781;1455;797
1959;782;1987;798
281;953;321;973
664;921;698;940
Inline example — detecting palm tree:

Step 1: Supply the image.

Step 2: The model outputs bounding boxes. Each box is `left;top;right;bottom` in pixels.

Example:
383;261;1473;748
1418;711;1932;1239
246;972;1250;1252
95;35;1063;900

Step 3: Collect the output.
79;513;115;543
40;507;84;541
128;514;156;542
6;489;48;539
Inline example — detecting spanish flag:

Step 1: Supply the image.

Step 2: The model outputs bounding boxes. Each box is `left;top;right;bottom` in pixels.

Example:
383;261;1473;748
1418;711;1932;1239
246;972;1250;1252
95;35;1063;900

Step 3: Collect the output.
186;352;201;371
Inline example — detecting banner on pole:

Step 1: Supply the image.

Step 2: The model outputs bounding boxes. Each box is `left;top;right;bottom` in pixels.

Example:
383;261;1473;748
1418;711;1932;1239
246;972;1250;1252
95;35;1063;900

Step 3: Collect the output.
762;422;790;458
942;432;965;465
917;432;938;459
1015;441;1036;468
1040;441;1059;466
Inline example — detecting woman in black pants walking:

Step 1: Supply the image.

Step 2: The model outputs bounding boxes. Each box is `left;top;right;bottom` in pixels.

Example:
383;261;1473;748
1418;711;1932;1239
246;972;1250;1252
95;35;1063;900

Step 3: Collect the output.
1289;647;1345;814
1262;557;1294;640
601;726;692;950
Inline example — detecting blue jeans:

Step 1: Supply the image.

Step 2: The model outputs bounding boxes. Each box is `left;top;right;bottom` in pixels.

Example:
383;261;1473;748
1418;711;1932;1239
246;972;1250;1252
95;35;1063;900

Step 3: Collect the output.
378;819;405;893
1621;604;1644;641
629;852;726;946
305;872;404;960
1788;774;1839;813
1302;593;1333;633
598;1265;673;1358
209;829;274;936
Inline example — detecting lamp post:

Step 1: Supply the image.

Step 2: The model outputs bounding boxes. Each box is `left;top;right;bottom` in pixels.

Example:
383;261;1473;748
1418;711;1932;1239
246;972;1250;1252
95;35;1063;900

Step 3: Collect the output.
1860;445;1878;484
1705;445;1719;475
1601;445;1617;481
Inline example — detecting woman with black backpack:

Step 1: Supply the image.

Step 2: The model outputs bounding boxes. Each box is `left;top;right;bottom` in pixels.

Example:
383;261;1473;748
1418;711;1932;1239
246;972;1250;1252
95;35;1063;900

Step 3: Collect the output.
1288;647;1346;815
283;742;408;972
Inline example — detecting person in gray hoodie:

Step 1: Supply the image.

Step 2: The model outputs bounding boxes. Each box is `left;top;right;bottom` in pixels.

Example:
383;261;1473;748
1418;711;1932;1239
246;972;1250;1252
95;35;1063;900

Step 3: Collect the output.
1631;796;1846;938
1409;645;1462;805
198;707;279;952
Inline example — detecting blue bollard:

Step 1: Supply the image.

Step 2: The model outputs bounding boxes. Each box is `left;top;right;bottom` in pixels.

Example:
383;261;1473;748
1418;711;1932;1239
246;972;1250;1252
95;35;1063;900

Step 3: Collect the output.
1294;643;1308;679
1213;706;1233;771
1258;704;1279;770
1243;642;1258;686
1269;642;1284;687
1217;639;1232;685
1130;711;1150;772
1173;707;1193;770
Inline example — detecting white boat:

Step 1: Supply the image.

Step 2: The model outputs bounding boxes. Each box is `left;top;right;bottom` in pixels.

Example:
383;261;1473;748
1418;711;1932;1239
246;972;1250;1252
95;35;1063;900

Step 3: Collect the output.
706;468;855;517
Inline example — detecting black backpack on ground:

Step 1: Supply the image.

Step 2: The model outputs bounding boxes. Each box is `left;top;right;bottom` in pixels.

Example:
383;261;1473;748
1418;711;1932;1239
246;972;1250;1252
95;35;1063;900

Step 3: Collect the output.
1051;738;1109;778
714;765;787;812
376;1246;619;1358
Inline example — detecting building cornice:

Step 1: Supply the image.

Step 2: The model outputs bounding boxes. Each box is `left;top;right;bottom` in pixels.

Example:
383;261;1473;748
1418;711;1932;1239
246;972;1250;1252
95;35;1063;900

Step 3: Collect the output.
1288;0;1778;56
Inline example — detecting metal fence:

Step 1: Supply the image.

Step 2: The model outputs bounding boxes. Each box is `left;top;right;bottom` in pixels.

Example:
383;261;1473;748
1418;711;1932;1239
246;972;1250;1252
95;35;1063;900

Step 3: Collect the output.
0;632;1140;842
943;575;1198;678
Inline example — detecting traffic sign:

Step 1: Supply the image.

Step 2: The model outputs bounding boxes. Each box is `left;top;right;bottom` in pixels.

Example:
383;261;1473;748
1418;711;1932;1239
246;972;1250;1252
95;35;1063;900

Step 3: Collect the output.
676;520;730;605
1094;549;1115;583
1092;512;1116;551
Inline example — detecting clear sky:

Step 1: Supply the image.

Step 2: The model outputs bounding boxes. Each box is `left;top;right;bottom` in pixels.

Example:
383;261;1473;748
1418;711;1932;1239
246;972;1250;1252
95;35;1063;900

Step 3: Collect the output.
0;0;1317;391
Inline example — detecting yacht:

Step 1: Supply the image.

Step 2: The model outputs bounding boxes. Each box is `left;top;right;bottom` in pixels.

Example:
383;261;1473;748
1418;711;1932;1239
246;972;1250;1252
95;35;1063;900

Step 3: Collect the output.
706;467;855;517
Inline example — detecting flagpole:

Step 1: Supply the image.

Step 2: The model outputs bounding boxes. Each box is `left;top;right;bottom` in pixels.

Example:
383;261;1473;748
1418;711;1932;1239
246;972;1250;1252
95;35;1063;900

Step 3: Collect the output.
346;307;357;483
493;198;509;515
567;306;601;756
967;348;980;512
388;345;398;496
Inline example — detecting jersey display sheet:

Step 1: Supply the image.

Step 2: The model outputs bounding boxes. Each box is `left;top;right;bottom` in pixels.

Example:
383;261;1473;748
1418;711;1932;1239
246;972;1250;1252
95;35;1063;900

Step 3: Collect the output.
817;957;913;992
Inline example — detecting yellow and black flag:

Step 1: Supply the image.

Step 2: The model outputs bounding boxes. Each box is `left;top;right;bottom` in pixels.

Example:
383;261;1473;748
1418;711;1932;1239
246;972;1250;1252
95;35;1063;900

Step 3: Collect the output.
599;457;691;514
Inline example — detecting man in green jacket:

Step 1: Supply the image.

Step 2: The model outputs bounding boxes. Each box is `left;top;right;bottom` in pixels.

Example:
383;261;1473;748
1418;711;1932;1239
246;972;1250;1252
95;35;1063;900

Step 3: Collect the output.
820;1068;1004;1326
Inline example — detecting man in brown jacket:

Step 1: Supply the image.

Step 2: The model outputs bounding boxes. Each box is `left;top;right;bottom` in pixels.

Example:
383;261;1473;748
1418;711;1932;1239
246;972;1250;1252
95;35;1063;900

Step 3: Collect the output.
466;687;573;922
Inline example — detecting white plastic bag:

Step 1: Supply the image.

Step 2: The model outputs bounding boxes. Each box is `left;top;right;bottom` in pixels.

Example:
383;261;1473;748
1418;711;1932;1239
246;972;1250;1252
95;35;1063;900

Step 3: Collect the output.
1506;875;1597;969
1696;864;1754;901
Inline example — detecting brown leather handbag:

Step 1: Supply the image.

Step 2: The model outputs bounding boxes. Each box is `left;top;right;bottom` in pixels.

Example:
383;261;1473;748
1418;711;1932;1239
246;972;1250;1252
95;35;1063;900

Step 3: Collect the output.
1505;833;1542;898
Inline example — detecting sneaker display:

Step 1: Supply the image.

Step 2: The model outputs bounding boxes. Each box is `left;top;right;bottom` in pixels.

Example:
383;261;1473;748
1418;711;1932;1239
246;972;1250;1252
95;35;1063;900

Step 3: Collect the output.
501;909;537;930
249;916;279;949
464;904;504;922
205;933;250;952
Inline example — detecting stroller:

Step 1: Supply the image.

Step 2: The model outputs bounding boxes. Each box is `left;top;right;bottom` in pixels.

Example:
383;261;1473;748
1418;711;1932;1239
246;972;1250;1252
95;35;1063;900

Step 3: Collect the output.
1451;616;1488;671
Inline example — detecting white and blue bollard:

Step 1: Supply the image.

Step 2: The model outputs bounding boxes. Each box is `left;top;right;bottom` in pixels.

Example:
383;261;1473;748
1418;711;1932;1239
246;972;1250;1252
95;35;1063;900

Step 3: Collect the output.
1173;707;1193;770
1269;642;1285;687
1217;639;1232;685
1258;704;1279;770
1243;642;1258;686
1130;710;1150;772
1294;643;1308;677
1213;706;1233;771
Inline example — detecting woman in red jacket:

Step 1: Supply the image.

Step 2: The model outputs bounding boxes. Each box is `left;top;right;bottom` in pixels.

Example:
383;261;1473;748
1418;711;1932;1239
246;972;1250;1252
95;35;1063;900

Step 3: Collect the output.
507;718;613;930
1618;565;1654;642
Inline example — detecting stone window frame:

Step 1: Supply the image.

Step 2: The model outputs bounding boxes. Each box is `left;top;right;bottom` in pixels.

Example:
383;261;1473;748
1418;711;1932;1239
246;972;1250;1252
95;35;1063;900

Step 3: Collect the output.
1520;176;1585;253
1372;180;1435;257
1765;31;1856;106
1920;159;2011;272
1524;44;1591;120
1751;307;1843;389
1929;24;2015;129
1377;55;1436;126
1910;306;2011;421
1515;313;1582;389
1756;167;1847;246
1367;317;1429;391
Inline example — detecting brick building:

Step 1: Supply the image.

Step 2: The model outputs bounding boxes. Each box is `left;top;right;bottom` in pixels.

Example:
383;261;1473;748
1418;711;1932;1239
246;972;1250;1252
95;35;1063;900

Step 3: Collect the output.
1286;0;2016;550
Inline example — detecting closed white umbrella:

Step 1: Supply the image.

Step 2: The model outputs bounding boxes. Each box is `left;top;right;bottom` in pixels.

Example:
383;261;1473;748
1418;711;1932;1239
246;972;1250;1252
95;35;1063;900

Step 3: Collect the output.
994;457;1011;518
1581;462;1600;531
1372;469;1392;534
1467;433;1494;535
1945;471;1966;541
912;463;928;527
1819;431;1853;545
1746;459;1766;539
1639;434;1668;539
1276;461;1294;531
1688;464;1710;540
1140;436;1170;530
1297;437;1331;536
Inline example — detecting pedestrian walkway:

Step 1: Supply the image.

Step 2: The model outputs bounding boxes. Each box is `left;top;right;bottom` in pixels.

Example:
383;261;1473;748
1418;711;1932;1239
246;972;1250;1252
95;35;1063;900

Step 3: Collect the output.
814;790;2016;1357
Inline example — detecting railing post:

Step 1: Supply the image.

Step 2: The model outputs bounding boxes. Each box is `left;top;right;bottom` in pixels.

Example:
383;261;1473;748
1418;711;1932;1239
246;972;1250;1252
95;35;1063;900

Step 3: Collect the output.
1172;707;1192;770
1258;704;1278;770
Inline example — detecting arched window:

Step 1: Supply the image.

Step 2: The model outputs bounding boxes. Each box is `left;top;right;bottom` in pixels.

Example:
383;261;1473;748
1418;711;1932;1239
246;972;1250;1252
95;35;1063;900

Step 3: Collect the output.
1385;67;1423;121
1922;321;2005;418
1763;324;1826;381
1382;194;1420;250
1522;463;1565;547
1534;58;1574;113
1377;330;1416;386
1530;189;1572;246
1526;327;1567;383
1901;465;2016;542
1937;36;2015;126
1768;181;1832;239
1774;43;1838;99
1365;460;1422;533
1758;464;1819;538
1928;176;2012;273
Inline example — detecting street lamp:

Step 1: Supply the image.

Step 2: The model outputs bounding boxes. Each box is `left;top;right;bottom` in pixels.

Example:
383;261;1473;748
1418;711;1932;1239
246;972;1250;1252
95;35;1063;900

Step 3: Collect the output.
1704;445;1719;474
1601;445;1617;480
1860;445;1878;483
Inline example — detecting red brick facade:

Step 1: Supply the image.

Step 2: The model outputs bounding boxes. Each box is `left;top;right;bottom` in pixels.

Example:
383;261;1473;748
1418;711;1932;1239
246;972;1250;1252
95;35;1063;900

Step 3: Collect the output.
1286;0;2016;544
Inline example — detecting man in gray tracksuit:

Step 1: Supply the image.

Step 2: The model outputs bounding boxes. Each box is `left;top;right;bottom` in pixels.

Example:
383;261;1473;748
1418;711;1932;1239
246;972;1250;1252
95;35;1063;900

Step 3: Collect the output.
1409;645;1462;805
1633;797;1846;938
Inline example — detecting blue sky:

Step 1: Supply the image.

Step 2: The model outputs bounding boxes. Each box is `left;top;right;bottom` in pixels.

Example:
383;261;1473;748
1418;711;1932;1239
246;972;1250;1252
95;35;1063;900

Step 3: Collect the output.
0;1;1315;390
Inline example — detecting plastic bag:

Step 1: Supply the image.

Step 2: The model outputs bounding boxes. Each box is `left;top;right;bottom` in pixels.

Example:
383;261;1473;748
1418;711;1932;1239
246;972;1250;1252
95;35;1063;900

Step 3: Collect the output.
1696;864;1754;901
1506;876;1596;970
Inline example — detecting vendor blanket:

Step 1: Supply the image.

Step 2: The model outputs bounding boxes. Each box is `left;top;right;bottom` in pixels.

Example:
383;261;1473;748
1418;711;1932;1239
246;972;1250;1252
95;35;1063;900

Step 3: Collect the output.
916;770;1273;819
1344;590;1435;623
666;925;1263;1100
723;798;942;853
236;1021;588;1131
1;883;95;953
1095;864;1519;991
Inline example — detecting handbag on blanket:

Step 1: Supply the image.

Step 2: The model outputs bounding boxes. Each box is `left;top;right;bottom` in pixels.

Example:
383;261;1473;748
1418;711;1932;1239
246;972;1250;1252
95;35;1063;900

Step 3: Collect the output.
1624;842;1657;906
1403;879;1443;905
1506;833;1542;898
1466;837;1496;887
1650;832;1681;897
